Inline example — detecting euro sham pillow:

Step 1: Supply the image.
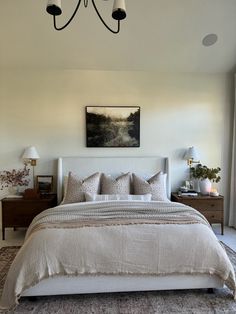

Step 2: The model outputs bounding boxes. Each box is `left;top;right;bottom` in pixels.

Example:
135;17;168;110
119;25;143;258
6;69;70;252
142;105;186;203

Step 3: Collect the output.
132;172;169;201
101;173;131;194
62;172;101;204
85;193;152;202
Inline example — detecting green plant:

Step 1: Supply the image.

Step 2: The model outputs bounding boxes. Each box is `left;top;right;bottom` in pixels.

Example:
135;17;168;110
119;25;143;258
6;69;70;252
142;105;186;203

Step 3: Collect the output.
190;164;221;182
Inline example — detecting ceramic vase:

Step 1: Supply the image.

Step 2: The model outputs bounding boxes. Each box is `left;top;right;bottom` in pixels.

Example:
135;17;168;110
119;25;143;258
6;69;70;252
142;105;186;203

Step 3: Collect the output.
199;178;212;195
8;186;19;195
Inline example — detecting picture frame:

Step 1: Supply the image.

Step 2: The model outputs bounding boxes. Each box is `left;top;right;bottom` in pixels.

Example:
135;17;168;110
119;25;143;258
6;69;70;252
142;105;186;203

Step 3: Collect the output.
36;175;53;194
86;106;140;147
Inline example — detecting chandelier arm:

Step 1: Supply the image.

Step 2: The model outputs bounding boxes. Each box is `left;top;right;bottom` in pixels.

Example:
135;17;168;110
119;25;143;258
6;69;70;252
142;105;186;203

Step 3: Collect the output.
53;0;83;31
91;0;120;34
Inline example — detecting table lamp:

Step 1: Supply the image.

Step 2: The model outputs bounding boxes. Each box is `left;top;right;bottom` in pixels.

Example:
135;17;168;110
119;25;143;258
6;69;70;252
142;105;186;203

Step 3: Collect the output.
22;146;40;189
184;146;200;180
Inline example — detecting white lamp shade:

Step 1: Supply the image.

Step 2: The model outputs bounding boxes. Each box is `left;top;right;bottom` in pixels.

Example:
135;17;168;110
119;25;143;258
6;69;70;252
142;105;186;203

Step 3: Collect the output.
22;146;40;160
184;146;199;161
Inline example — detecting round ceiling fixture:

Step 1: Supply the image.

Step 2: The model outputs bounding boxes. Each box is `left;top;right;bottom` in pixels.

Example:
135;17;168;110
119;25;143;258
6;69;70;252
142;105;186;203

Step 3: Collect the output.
202;34;218;47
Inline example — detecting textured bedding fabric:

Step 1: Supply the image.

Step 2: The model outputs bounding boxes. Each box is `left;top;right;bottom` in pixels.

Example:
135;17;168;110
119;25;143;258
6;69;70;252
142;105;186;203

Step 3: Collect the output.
62;172;101;204
101;173;131;194
84;193;152;202
0;201;235;309
133;172;168;201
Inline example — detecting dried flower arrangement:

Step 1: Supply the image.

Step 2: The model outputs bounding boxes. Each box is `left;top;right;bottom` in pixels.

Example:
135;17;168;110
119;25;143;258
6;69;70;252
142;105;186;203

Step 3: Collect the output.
0;167;30;190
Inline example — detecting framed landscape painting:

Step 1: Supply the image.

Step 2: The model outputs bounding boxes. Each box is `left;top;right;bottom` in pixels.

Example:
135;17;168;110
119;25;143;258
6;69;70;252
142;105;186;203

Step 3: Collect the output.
36;175;53;194
86;106;140;147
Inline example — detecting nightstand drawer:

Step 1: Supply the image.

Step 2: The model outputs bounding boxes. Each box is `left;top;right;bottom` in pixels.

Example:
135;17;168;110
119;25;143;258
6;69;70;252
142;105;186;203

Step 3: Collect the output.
1;194;57;240
171;193;224;235
202;210;223;223
180;199;222;211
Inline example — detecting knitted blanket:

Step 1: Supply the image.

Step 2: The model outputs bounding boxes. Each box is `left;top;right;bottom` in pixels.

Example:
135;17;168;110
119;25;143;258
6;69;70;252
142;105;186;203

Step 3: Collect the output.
1;200;235;309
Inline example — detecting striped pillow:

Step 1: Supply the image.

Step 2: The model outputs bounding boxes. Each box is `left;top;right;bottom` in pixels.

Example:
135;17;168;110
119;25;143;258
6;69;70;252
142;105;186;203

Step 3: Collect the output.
85;193;152;202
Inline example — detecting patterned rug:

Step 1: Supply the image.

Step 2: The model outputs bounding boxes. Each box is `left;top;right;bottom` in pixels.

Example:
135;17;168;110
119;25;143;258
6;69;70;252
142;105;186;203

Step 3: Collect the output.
0;244;236;314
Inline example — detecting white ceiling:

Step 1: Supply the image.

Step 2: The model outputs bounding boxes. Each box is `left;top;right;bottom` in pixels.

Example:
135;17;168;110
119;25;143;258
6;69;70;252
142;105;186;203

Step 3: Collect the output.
1;0;236;73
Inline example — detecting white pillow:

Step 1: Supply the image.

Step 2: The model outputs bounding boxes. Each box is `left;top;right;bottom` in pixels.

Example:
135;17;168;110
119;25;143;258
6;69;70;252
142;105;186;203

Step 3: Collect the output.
62;172;101;204
101;173;131;194
132;172;169;201
85;193;152;202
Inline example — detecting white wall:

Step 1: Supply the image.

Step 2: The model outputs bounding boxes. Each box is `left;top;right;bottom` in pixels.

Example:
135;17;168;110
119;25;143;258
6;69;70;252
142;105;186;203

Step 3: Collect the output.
0;70;233;223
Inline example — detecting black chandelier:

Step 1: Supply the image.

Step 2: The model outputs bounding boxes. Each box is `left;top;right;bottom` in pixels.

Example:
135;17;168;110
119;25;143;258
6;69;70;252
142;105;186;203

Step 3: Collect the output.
46;0;127;34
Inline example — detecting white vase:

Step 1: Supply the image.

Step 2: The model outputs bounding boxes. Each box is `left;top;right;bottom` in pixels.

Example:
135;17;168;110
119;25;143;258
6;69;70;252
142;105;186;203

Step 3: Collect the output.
8;186;19;195
192;179;200;192
199;179;212;195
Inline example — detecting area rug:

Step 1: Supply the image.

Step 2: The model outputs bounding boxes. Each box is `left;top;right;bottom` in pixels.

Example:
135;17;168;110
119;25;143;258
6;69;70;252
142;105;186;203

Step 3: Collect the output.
0;244;236;314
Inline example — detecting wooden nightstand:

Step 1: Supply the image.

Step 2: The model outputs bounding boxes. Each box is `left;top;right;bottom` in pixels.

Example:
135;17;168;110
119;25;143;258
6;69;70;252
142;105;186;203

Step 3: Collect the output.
1;194;57;240
171;192;224;235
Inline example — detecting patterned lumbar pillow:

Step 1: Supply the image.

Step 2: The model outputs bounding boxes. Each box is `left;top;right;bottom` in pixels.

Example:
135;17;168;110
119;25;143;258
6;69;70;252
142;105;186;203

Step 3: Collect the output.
85;193;152;202
62;172;101;204
132;172;168;201
101;173;131;194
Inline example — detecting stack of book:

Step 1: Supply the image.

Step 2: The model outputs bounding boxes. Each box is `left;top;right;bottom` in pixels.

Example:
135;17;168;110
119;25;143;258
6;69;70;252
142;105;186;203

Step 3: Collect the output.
178;190;198;197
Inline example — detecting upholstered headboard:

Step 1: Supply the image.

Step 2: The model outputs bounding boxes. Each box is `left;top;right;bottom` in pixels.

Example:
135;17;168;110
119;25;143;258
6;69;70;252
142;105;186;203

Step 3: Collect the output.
57;156;170;203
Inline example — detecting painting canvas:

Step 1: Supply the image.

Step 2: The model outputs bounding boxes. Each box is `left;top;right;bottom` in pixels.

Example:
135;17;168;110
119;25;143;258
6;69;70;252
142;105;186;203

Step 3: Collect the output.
86;106;140;147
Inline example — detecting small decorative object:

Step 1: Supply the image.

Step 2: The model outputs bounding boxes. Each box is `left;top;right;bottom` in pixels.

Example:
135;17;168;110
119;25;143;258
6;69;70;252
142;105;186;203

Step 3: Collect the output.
0;167;30;194
86;106;140;147
210;188;220;197
180;186;189;192
36;175;53;194
23;188;40;200
182;180;194;190
190;164;221;195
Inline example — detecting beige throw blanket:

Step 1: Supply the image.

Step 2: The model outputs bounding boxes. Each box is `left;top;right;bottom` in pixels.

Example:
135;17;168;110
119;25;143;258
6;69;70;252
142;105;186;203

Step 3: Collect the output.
0;200;235;309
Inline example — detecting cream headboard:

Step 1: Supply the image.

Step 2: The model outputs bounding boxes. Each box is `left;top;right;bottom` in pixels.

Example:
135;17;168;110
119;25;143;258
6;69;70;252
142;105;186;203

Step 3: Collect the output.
57;156;170;203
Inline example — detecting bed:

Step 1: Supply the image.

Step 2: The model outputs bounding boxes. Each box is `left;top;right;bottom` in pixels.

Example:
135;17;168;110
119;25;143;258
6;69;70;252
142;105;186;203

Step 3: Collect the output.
0;156;235;310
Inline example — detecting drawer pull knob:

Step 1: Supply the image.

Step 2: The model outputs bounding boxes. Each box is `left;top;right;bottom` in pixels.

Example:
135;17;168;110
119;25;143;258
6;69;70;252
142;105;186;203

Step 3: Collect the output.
211;204;215;207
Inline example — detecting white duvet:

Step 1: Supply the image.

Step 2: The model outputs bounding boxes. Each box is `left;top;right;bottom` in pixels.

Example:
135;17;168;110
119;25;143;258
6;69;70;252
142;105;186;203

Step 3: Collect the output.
0;200;235;309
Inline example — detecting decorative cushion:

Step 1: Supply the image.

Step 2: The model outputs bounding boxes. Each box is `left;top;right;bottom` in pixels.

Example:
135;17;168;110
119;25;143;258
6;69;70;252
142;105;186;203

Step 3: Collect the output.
62;172;101;204
132;172;169;201
85;193;152;202
101;173;131;194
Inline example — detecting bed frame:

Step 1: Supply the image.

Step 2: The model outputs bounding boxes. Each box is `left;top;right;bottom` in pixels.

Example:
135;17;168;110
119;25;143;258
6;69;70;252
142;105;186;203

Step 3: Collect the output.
22;156;224;298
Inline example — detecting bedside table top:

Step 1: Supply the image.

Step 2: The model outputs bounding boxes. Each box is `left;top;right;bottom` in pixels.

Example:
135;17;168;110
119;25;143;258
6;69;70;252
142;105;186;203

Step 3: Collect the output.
2;193;57;202
171;192;223;200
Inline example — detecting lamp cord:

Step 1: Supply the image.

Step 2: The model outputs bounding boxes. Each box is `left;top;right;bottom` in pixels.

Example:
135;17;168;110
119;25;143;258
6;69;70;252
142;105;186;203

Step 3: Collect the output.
53;0;120;34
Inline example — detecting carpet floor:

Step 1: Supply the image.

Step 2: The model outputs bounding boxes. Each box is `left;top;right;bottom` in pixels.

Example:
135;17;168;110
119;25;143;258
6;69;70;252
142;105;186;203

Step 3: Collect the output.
0;243;236;314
